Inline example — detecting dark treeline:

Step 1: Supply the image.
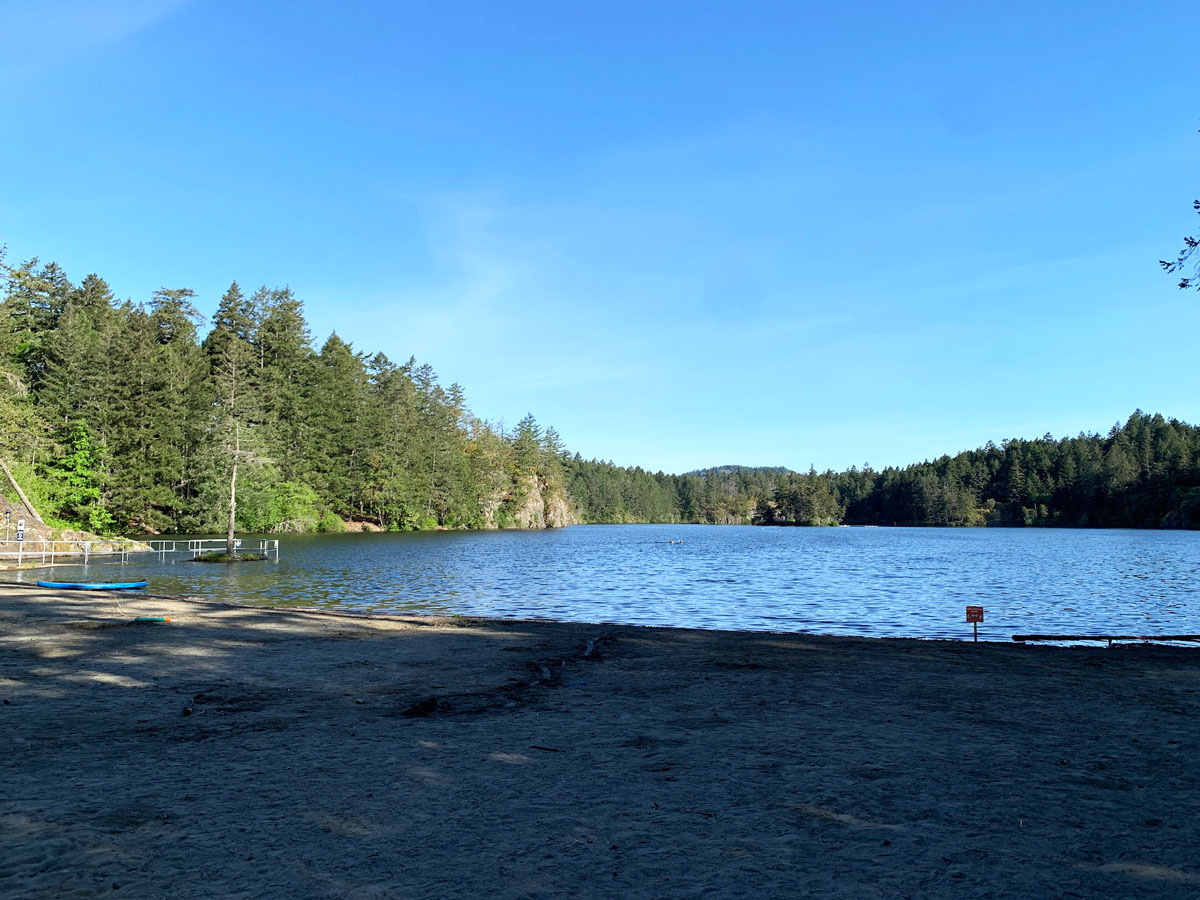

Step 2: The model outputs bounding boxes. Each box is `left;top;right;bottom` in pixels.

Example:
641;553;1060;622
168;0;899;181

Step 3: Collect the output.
0;255;574;534
4;252;1198;535
563;413;1200;529
832;414;1200;528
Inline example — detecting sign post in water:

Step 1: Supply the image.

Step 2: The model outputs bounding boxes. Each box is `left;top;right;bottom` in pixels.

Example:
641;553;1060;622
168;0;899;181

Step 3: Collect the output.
966;605;984;641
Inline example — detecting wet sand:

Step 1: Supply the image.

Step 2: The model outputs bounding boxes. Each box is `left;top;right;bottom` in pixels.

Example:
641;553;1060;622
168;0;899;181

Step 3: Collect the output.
2;583;1198;898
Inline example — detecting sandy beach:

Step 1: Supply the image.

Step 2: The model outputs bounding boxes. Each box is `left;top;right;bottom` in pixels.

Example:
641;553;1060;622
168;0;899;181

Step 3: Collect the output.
2;583;1198;899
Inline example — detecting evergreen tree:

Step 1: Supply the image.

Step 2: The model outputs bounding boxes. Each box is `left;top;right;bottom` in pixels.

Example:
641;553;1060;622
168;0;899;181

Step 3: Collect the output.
308;333;370;519
1160;198;1199;290
204;283;262;554
2;258;73;395
256;286;315;480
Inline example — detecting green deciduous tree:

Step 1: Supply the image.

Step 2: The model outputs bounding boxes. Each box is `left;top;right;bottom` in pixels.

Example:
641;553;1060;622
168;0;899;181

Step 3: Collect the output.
42;423;114;534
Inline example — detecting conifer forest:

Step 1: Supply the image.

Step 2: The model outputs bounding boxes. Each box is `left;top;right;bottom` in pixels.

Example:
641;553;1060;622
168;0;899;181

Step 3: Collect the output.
2;253;1198;535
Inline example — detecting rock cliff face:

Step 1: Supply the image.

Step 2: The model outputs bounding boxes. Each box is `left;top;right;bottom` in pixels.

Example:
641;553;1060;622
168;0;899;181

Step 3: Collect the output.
0;497;145;564
1;498;50;544
541;487;577;529
484;473;581;530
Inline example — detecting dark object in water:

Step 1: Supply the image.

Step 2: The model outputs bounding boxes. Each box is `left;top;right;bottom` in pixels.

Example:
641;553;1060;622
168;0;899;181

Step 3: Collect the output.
402;696;439;717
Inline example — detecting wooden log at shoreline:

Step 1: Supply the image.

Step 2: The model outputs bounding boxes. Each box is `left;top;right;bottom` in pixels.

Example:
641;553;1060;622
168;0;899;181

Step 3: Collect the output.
0;456;44;525
1013;633;1200;646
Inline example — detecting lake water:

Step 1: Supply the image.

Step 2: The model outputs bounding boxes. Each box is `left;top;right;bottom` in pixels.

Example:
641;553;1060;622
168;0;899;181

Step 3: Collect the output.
15;525;1200;641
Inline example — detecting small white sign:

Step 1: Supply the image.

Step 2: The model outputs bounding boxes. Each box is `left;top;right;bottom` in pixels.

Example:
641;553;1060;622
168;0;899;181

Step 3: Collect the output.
17;518;25;531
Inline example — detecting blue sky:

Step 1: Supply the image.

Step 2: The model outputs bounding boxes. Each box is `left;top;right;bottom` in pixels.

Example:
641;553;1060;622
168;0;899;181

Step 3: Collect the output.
2;0;1197;473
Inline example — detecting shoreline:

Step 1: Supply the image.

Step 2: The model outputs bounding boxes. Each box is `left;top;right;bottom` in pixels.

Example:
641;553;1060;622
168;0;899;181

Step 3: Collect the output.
3;583;1199;898
8;581;1195;648
0;581;1032;645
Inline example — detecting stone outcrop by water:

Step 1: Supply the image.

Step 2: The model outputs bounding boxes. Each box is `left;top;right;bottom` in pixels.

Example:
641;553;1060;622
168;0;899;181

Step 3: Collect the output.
485;472;580;530
0;506;148;566
0;497;52;546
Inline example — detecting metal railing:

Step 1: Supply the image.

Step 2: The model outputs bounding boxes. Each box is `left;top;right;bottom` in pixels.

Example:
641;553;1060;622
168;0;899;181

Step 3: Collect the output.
0;538;145;565
0;537;279;565
144;538;280;560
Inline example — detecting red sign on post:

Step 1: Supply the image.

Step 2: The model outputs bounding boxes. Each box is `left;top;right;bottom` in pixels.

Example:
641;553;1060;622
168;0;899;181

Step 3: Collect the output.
966;605;984;642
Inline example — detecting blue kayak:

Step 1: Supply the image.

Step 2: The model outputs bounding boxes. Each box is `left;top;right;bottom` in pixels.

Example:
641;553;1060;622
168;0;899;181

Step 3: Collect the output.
37;580;149;590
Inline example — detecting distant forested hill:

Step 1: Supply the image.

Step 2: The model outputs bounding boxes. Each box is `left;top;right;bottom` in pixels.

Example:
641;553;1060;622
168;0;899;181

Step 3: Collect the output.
3;251;1198;534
